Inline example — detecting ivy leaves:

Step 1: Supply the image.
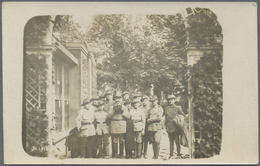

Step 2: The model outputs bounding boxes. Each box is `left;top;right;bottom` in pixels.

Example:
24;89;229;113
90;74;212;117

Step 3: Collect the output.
190;52;223;158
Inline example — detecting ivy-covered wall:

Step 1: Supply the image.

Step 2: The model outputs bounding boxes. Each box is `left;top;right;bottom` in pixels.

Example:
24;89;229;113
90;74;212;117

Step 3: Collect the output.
82;55;89;99
190;51;223;158
24;53;49;157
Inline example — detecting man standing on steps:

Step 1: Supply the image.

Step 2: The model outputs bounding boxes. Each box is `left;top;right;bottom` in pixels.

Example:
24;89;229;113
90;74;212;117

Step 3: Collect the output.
141;95;150;159
165;94;185;159
108;91;130;158
76;98;96;158
147;95;163;159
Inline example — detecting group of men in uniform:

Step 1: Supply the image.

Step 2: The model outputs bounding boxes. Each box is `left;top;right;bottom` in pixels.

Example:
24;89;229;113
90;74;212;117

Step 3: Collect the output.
76;90;186;159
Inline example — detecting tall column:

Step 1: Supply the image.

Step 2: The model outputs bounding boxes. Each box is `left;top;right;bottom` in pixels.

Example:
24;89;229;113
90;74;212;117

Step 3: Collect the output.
39;15;56;156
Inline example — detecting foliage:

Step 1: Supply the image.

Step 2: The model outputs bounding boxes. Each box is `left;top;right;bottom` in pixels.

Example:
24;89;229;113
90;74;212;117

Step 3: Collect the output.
26;107;49;157
190;51;223;157
186;8;222;45
85;14;188;96
24;16;51;44
25;53;49;157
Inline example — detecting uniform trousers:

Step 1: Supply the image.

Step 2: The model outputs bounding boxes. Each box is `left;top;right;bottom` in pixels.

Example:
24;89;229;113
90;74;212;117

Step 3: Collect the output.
167;131;181;156
111;133;125;157
96;134;109;157
78;136;95;158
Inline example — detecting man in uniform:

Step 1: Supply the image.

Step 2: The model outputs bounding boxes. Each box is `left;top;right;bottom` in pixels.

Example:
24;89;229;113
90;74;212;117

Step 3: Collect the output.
104;91;113;113
133;92;142;101
122;91;131;103
94;100;110;159
108;91;130;158
90;95;100;110
90;95;99;158
129;98;146;159
141;95;150;159
76;98;96;158
147;95;164;159
165;94;185;159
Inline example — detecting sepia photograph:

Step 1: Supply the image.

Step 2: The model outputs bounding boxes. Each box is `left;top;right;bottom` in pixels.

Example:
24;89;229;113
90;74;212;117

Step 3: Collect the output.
3;2;258;164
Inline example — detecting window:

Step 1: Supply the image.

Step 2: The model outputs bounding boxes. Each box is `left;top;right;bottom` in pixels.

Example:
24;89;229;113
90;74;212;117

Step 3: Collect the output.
54;60;70;132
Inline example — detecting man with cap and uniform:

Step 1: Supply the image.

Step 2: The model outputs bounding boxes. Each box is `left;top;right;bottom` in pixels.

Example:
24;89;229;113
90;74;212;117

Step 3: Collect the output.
122;91;131;103
140;95;150;159
76;98;96;158
94;100;110;159
165;94;185;159
124;99;135;159
133;92;142;101
89;95;100;158
108;91;131;158
147;95;164;159
104;91;113;113
90;96;100;111
129;98;146;159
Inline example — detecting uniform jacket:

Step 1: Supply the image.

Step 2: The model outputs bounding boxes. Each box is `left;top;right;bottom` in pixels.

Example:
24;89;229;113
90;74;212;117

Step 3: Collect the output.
147;105;164;132
94;109;109;135
165;104;185;133
141;105;150;120
76;108;96;137
104;101;113;113
129;108;146;132
108;104;130;134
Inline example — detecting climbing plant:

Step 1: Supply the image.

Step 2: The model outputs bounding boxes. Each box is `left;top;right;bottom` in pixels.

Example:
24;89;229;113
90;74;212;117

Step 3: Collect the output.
190;51;223;158
25;53;49;157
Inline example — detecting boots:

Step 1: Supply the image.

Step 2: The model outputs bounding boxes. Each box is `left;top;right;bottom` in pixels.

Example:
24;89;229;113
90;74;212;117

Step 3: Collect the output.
156;143;160;159
134;143;138;158
80;147;86;158
97;144;103;158
137;143;142;159
103;143;109;158
169;139;174;157
112;142;118;158
176;142;181;156
143;141;148;159
119;143;124;158
152;143;160;159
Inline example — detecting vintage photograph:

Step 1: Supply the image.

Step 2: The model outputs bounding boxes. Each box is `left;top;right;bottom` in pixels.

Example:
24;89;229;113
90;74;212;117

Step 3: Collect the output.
23;8;223;160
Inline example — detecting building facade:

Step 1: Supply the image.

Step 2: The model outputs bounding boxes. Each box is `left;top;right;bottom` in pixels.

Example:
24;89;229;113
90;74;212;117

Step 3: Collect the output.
23;15;96;157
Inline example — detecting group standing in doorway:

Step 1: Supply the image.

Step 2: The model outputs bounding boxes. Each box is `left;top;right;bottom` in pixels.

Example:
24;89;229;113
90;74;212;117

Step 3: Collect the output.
75;90;187;159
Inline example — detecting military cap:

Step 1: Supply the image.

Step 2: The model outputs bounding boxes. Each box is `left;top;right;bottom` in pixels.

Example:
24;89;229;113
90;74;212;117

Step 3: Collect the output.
81;98;91;106
124;99;132;106
122;91;130;96
133;92;142;98
141;95;149;102
113;91;122;100
132;98;141;103
90;96;99;101
96;100;105;107
104;91;112;97
167;94;176;100
149;95;158;101
99;95;106;99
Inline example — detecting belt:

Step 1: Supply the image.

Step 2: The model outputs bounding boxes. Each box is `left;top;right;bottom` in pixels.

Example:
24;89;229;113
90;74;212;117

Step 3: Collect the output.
111;119;125;121
97;122;107;124
82;122;92;125
133;120;142;123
